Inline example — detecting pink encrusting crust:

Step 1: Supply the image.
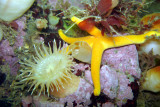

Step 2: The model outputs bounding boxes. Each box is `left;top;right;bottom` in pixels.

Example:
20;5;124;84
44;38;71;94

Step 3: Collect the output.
100;65;119;99
102;44;141;78
85;65;133;106
0;40;19;75
22;78;93;107
84;44;139;106
59;78;93;106
14;17;26;48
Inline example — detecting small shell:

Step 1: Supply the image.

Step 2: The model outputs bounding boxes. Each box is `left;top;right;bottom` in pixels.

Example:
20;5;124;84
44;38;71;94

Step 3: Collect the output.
69;41;92;64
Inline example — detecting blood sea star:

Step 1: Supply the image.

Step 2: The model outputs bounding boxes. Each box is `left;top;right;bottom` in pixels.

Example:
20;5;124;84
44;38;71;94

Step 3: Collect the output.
58;16;160;96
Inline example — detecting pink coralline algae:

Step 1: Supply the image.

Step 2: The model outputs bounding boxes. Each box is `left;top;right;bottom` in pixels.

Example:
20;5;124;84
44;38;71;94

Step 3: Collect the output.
0;40;19;75
117;72;134;106
59;78;93;106
3;56;19;76
0;17;26;75
102;102;115;107
73;63;90;76
85;65;133;106
22;78;93;107
84;44;140;106
14;17;26;48
102;44;141;78
21;96;32;107
22;95;64;107
100;65;119;99
0;40;15;57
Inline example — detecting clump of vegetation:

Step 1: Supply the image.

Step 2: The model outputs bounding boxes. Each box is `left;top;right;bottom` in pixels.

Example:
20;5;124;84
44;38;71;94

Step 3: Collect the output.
0;63;23;106
55;0;157;35
0;22;17;45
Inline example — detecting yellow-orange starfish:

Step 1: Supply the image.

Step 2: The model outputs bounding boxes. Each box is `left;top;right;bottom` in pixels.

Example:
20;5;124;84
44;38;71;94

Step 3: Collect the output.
58;16;160;96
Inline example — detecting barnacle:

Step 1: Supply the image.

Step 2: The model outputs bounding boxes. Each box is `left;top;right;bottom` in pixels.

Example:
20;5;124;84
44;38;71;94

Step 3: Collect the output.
18;40;77;97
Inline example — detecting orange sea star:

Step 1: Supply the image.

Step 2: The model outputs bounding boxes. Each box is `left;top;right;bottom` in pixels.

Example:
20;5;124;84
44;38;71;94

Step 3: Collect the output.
58;16;160;96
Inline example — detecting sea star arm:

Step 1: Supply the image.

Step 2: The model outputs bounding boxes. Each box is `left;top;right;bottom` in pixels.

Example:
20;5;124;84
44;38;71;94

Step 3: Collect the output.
58;29;95;47
71;16;105;37
113;31;160;47
58;29;107;96
91;40;106;96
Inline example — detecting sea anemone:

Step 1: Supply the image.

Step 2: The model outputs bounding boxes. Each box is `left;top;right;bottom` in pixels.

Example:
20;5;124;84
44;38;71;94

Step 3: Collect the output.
19;40;76;97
